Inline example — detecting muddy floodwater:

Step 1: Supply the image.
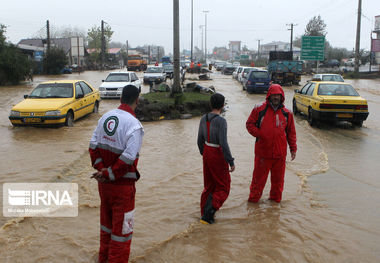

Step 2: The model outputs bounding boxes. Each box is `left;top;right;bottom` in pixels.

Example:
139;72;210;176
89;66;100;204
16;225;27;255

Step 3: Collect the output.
0;70;380;262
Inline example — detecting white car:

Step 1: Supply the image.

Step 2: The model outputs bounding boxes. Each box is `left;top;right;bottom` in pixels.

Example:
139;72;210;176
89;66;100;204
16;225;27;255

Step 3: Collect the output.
233;66;244;80
238;67;254;84
99;72;142;99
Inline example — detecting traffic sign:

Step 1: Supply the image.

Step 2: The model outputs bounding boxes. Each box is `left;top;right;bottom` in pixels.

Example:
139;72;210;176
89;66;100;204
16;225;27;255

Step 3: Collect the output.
301;36;325;61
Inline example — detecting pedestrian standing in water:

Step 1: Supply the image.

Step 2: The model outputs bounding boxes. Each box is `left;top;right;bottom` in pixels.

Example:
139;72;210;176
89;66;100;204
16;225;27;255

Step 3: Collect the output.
246;84;297;203
197;93;235;224
89;85;144;263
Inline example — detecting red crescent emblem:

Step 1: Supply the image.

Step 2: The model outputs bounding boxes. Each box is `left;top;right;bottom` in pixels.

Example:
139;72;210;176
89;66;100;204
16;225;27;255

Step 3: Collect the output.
108;121;113;130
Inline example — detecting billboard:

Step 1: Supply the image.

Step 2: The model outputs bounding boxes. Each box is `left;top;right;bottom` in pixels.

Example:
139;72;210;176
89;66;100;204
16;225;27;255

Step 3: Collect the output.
372;39;380;52
375;15;380;31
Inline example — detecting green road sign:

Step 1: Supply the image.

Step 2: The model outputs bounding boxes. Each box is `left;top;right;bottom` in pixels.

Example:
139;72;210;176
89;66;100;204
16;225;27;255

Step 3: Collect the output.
301;36;325;61
240;55;249;59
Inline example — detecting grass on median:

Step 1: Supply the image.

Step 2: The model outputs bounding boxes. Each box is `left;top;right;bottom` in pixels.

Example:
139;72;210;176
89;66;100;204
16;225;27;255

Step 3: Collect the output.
141;92;211;105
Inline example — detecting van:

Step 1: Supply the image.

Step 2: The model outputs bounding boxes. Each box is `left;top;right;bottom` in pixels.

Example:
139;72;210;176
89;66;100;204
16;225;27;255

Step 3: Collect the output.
244;70;271;93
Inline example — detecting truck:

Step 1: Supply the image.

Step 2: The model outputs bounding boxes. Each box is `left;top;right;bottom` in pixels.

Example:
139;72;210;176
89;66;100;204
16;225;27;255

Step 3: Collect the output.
127;54;147;71
267;51;303;85
161;56;172;64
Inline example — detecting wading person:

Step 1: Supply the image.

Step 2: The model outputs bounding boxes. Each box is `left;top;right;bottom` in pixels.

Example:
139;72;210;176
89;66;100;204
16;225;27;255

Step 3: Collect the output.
89;85;144;263
197;93;235;224
246;84;297;203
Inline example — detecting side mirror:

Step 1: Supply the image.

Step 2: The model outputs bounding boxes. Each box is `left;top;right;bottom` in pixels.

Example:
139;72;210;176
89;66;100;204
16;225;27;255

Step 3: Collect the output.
24;94;28;99
102;80;105;82
76;94;84;99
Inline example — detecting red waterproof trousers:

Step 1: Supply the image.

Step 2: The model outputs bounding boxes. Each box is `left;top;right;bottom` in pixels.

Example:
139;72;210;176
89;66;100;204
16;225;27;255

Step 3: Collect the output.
99;183;135;263
249;156;286;203
200;144;231;215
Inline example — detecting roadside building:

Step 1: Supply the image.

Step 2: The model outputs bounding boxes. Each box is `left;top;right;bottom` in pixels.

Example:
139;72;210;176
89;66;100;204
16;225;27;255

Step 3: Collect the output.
373;15;380;64
260;41;301;60
17;37;85;67
229;41;241;60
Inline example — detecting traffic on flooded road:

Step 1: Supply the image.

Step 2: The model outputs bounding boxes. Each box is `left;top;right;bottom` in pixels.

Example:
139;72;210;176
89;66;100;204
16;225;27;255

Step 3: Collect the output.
1;69;380;262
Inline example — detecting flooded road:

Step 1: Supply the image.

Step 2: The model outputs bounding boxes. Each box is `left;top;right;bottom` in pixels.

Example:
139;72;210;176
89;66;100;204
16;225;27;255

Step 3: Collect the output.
0;70;380;262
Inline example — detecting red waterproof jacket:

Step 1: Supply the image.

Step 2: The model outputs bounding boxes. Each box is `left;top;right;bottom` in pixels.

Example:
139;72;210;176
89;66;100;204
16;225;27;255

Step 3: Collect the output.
246;84;297;159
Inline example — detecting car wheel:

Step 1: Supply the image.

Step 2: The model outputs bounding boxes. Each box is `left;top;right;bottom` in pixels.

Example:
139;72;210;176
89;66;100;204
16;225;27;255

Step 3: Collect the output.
65;111;74;127
93;101;99;113
352;121;363;127
307;108;315;126
293;100;298;115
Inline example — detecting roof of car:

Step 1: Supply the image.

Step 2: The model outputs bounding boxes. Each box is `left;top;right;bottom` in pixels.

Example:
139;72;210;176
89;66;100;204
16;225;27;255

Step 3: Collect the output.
41;80;84;84
109;71;133;74
311;81;348;85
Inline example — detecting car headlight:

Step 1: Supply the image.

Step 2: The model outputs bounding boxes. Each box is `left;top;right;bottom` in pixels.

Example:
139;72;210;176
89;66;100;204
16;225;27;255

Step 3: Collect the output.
45;110;61;116
10;110;20;117
99;87;105;91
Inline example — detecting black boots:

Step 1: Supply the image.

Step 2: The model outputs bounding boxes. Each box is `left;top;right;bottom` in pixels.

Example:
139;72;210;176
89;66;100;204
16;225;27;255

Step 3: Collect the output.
200;194;216;224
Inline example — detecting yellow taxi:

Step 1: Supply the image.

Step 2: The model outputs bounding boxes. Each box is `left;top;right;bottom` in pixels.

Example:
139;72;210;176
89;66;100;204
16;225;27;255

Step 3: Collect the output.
292;81;369;127
9;80;100;126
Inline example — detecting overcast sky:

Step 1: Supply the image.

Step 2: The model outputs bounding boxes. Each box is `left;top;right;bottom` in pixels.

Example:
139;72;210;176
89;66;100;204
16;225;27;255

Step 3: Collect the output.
1;0;378;54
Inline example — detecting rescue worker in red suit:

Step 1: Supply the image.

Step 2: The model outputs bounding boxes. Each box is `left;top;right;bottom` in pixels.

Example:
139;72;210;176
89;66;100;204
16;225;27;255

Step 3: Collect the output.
197;93;235;224
89;85;144;263
246;84;297;203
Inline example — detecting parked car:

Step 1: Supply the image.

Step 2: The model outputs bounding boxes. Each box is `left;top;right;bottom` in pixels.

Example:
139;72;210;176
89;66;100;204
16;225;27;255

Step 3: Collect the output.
215;61;226;71
61;67;72;74
99;72;142;99
344;58;361;67
239;67;255;84
311;74;344;82
143;66;166;84
222;64;236;75
9;80;100;127
163;64;174;79
322;59;340;68
293;81;369;127
243;70;271;93
233;66;243;80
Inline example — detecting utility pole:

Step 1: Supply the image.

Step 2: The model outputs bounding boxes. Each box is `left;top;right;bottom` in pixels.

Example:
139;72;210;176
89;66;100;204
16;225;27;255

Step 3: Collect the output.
101;20;105;70
203;10;209;64
354;0;362;74
256;39;262;59
46;20;50;53
172;0;181;93
126;40;129;69
148;45;151;64
199;25;204;60
287;23;297;52
190;0;194;62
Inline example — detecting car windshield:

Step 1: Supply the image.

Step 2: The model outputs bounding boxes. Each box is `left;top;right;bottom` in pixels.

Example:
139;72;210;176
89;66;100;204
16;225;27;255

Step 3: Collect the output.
251;71;269;78
322;75;344;82
146;67;164;73
105;74;130;82
29;83;73;98
318;84;359;96
128;56;140;60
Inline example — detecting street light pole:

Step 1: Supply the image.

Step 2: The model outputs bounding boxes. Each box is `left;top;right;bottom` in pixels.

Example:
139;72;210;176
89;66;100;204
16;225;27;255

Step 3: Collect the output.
354;0;362;74
203;10;209;64
190;0;194;62
172;0;181;93
256;39;262;59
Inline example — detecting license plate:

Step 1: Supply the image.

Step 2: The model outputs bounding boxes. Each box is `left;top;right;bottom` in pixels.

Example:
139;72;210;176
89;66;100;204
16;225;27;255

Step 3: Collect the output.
256;83;264;85
106;92;117;96
337;113;353;118
24;118;41;123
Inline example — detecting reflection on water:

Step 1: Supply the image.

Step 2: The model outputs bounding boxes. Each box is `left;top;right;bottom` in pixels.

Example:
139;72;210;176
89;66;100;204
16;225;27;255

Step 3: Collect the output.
0;72;380;262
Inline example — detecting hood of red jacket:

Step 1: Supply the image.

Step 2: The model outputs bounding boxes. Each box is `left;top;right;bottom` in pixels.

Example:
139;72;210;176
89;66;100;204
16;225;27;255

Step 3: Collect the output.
266;84;285;104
